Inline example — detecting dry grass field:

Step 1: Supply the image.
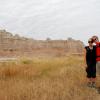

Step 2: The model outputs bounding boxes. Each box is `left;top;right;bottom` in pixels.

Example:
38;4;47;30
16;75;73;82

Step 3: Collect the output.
0;55;100;100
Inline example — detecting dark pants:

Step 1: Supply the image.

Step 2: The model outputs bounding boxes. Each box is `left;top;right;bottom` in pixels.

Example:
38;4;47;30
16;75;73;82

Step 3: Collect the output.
86;63;96;78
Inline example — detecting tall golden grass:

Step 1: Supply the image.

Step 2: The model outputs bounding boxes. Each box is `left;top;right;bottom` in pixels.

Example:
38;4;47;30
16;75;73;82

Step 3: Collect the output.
0;56;99;100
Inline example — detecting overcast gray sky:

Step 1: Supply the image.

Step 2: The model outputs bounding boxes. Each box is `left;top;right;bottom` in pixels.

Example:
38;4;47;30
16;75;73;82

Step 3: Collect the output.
0;0;100;45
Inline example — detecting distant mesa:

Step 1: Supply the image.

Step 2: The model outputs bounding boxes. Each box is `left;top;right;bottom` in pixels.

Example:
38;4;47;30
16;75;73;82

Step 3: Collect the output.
0;29;84;57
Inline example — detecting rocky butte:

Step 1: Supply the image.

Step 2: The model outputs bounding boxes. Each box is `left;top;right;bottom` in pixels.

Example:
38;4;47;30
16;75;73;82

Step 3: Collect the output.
0;30;84;57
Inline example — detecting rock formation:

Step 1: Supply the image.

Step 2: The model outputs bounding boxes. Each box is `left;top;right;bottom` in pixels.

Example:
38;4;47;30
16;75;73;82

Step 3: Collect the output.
0;30;84;57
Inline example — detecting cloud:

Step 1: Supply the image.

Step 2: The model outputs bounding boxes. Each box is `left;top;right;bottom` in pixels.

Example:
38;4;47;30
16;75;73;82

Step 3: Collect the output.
0;0;100;44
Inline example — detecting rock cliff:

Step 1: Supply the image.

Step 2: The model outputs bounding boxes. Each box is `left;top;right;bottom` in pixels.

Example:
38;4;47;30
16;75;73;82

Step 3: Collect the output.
0;30;84;57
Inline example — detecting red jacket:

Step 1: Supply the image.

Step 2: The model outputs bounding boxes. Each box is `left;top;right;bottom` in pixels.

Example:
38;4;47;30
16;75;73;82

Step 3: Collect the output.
96;42;100;61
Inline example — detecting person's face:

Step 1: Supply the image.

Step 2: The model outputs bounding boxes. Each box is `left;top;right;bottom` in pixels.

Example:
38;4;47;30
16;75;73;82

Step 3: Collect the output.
92;36;99;43
94;38;99;43
88;41;93;46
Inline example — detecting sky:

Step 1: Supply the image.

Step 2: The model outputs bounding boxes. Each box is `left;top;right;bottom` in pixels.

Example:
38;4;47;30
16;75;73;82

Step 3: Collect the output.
0;0;100;45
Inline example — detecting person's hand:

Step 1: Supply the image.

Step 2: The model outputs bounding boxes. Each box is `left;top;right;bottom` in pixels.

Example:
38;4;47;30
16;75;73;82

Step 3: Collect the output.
84;64;87;69
82;63;87;70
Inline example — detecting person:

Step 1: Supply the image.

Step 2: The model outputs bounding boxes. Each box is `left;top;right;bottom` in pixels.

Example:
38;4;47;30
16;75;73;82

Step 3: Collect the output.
92;36;100;92
84;38;96;88
92;36;100;75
